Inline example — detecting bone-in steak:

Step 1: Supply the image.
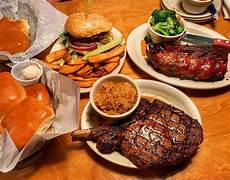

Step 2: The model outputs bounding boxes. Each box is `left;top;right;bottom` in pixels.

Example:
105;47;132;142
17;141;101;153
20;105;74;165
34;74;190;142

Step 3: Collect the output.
72;98;203;168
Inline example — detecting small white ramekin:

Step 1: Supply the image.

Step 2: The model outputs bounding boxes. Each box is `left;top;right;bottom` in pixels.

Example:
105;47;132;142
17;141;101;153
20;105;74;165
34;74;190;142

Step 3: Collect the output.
89;74;141;122
11;60;43;86
182;0;213;15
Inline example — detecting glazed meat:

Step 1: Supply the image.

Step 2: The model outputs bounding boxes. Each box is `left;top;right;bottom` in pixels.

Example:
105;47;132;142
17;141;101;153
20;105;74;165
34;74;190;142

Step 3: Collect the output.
146;44;228;81
72;99;203;168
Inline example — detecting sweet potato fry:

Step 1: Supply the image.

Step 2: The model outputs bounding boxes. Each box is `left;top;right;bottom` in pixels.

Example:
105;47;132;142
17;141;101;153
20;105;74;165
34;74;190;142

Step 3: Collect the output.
43;62;60;70
104;62;119;73
45;48;67;63
68;75;98;88
69;58;88;65
64;53;87;65
59;64;85;74
76;65;94;77
104;56;120;63
85;68;107;78
94;63;102;69
77;80;97;88
68;75;98;81
88;44;125;63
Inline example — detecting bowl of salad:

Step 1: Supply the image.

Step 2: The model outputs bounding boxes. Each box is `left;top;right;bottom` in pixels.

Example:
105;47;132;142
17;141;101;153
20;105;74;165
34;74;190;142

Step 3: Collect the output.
147;9;186;43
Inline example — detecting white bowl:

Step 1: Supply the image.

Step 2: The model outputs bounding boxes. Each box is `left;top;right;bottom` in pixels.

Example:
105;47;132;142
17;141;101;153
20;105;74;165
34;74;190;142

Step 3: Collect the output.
89;74;141;122
147;16;186;43
182;0;213;15
11;60;43;86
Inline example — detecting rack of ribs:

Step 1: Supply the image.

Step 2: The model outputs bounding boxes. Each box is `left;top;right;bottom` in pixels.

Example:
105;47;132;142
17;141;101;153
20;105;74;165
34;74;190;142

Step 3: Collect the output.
146;44;228;81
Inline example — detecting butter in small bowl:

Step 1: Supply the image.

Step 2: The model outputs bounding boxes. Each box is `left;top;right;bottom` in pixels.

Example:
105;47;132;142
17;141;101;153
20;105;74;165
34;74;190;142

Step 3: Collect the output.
11;60;43;86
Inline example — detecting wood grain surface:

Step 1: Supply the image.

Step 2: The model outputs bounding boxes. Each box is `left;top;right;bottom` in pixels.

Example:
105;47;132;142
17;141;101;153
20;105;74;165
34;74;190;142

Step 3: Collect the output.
1;0;230;179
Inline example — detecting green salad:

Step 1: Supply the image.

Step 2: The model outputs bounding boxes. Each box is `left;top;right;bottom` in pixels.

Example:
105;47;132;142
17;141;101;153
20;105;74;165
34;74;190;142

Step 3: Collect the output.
149;9;184;36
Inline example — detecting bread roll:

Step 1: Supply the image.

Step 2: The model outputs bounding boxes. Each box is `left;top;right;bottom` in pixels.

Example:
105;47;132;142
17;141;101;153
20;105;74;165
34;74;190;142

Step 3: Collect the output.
0;72;26;117
0;123;3;134
65;13;112;38
1;97;55;149
0;17;30;55
25;83;50;106
17;18;30;36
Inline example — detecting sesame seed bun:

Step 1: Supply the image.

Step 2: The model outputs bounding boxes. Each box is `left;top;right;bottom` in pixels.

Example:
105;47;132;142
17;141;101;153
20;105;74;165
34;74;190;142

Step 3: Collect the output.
65;13;112;38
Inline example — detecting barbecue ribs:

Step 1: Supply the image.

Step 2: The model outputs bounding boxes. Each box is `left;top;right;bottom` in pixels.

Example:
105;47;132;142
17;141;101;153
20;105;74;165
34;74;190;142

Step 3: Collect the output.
72;98;203;168
146;44;228;81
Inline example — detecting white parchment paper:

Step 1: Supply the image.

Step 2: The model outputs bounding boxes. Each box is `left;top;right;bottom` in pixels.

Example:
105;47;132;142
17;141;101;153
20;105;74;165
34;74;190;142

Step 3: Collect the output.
0;0;67;62
0;62;80;173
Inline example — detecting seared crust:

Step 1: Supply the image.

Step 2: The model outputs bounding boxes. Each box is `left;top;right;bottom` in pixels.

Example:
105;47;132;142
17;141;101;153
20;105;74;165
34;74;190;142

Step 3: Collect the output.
121;99;203;168
65;13;112;38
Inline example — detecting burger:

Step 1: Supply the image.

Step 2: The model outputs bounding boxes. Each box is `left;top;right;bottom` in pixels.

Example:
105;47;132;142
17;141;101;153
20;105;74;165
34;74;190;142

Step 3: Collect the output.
60;13;122;62
64;13;113;51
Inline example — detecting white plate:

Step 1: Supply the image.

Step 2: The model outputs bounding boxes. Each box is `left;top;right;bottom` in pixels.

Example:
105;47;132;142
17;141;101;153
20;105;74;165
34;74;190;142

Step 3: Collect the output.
50;27;126;93
162;0;221;20
127;23;230;90
81;79;201;168
161;2;214;23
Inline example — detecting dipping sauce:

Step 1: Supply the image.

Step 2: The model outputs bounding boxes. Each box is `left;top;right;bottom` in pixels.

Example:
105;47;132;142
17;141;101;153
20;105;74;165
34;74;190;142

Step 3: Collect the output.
0;17;30;55
94;81;137;115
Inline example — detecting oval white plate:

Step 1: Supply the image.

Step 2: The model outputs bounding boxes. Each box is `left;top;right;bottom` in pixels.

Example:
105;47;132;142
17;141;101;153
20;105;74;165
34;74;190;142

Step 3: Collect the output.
127;23;230;90
81;79;201;168
50;27;126;93
162;0;221;20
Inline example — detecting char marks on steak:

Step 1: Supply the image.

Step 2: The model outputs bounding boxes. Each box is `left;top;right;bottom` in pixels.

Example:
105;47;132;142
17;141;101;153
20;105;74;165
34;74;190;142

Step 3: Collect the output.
72;98;203;168
146;44;228;81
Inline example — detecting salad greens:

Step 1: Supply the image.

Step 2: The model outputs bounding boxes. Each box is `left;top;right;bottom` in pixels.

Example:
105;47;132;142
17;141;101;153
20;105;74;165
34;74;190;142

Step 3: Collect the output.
149;9;184;36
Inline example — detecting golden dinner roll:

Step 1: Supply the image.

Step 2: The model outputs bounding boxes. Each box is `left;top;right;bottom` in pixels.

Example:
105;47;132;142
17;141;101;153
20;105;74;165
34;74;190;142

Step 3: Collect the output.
25;83;51;106
1;97;55;149
65;13;112;38
0;72;27;117
0;123;3;134
0;17;30;55
17;18;30;36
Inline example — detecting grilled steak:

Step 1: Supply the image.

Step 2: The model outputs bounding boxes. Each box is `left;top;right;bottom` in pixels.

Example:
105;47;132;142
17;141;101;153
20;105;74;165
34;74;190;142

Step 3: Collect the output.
146;44;228;81
72;98;203;168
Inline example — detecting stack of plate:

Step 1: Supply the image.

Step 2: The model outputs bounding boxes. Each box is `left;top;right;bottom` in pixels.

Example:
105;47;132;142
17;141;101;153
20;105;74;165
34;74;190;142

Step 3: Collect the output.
161;0;221;23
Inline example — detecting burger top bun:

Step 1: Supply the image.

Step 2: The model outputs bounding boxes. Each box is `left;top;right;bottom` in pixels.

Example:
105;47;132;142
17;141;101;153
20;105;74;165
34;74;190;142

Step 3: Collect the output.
65;13;112;38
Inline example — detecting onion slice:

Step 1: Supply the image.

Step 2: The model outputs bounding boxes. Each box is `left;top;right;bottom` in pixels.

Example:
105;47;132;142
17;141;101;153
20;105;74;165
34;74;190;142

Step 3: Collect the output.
69;42;97;51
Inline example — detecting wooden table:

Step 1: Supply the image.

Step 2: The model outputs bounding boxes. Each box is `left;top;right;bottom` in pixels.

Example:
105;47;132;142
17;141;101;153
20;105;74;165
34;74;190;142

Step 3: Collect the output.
1;0;230;179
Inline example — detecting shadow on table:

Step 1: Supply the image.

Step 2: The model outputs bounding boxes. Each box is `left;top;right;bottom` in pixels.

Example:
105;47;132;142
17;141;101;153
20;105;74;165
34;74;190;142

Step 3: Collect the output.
179;85;230;97
6;135;83;179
